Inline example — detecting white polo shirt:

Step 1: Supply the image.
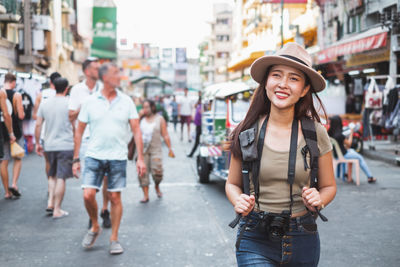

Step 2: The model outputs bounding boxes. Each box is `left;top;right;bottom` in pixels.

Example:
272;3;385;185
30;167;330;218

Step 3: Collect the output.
78;89;139;160
68;80;102;138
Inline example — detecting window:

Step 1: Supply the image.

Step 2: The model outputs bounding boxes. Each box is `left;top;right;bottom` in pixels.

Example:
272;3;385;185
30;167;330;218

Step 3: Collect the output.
217;18;229;25
348;14;361;34
217;52;229;58
216;35;230;42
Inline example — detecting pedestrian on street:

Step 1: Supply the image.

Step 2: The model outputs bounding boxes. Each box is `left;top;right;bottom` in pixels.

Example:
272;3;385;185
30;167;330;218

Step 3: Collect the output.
72;63;146;255
187;96;202;158
138;99;174;203
225;42;336;266
32;72;61;205
69;57;112;229
170;95;179;132
35;77;74;218
0;83;15;199
178;88;194;142
1;73;25;198
328;115;377;184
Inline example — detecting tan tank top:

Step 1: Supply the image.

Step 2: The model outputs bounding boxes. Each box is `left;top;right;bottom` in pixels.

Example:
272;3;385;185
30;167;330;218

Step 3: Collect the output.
250;119;332;214
148;114;163;152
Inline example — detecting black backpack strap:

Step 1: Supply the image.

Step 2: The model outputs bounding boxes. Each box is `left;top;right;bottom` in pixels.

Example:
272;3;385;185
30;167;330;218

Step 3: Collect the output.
300;118;319;188
252;116;268;205
301;117;328;222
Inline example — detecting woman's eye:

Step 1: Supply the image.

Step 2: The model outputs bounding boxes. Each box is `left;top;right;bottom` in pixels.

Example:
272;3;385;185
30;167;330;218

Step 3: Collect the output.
290;77;299;81
272;73;280;77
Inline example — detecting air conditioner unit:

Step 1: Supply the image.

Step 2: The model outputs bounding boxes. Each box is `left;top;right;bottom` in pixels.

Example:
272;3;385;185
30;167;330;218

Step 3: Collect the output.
32;15;53;31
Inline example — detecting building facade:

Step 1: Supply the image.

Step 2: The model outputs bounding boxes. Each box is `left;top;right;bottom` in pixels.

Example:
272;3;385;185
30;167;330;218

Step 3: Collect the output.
200;3;233;86
228;0;317;84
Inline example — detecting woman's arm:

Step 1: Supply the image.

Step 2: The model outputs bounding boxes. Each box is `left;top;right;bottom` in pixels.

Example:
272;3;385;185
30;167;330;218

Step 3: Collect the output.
343;130;354;148
225;155;255;216
302;151;336;211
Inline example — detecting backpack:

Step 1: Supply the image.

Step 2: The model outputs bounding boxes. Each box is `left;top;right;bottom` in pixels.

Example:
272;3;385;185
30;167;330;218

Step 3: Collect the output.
18;89;33;120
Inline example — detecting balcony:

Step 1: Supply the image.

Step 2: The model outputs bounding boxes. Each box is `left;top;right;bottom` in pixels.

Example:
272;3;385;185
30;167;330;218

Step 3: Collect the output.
0;0;22;22
62;28;73;48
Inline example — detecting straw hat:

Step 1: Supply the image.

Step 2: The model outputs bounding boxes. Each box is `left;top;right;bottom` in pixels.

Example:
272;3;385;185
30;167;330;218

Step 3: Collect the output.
250;42;326;92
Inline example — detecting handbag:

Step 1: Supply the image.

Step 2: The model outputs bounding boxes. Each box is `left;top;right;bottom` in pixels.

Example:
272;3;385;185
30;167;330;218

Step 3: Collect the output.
127;137;135;160
365;78;383;109
11;142;25;159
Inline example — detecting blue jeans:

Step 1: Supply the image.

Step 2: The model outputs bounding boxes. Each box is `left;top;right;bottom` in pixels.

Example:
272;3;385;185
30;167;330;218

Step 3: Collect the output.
343;148;373;178
82;157;127;192
236;212;320;267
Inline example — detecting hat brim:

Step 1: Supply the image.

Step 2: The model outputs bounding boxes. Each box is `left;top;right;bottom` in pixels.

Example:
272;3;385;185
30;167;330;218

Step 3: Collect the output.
250;55;326;92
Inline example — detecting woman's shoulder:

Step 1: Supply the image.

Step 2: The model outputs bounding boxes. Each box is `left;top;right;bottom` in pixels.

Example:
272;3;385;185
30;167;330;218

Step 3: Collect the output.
311;120;333;155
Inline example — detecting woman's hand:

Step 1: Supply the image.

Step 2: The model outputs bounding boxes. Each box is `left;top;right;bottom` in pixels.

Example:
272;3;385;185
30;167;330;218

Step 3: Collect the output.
302;187;323;212
234;194;255;216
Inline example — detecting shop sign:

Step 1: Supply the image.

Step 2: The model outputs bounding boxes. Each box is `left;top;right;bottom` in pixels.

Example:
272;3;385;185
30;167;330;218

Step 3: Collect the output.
318;32;387;64
262;0;307;3
91;7;117;59
346;48;390;68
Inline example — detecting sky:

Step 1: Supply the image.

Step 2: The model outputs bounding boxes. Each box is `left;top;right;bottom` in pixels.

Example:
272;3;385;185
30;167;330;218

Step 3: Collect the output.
116;0;233;58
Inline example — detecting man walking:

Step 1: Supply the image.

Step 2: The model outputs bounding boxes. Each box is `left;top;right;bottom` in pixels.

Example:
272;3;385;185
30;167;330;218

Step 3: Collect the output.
1;73;25;198
0;85;15;199
32;72;61;211
35;77;74;218
72;63;146;254
69;57;111;228
178;88;194;142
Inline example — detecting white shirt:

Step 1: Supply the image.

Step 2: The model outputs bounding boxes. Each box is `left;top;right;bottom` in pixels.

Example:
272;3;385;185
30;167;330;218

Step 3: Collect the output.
68;80;102;139
178;95;193;116
39;88;56;138
78;90;139;160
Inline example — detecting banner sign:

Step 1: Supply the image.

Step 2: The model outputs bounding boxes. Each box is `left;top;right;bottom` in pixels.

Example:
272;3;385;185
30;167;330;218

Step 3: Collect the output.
262;0;307;3
318;32;387;64
91;7;117;59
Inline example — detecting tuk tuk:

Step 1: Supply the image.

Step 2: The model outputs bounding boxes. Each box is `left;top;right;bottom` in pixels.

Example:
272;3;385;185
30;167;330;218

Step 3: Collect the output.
196;82;254;183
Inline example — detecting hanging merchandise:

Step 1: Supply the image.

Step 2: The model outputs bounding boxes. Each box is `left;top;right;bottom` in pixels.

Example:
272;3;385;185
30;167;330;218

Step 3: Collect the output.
383;76;395;107
364;78;383;109
354;78;363;96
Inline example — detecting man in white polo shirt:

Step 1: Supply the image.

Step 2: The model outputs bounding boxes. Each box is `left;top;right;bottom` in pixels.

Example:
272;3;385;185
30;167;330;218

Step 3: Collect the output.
69;57;112;229
72;63;146;255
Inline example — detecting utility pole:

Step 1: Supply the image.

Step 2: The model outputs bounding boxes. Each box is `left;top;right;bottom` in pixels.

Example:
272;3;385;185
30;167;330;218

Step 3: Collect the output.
281;0;284;48
19;0;33;70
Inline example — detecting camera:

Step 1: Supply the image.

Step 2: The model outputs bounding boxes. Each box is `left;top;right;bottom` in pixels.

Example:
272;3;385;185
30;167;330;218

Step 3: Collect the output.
258;210;291;241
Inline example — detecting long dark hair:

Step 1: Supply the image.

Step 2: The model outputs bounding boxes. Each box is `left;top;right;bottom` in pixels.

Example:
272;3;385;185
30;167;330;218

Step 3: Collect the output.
230;67;327;158
142;99;157;117
327;115;343;137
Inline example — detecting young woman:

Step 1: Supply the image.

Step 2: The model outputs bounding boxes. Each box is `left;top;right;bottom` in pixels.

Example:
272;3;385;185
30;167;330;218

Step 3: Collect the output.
225;42;336;266
328;115;377;184
138;100;174;203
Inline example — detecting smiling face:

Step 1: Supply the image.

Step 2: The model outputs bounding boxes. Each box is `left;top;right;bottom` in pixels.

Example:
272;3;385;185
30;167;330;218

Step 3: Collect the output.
265;64;310;111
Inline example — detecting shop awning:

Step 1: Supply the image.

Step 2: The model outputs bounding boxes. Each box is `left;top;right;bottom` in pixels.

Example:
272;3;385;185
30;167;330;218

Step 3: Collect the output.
228;51;265;72
317;27;388;64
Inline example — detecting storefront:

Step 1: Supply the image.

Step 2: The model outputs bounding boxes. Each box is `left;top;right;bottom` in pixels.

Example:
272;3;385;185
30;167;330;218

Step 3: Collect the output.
316;27;390;115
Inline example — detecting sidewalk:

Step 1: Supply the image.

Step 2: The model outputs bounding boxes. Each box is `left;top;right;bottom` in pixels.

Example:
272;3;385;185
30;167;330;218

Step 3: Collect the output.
362;139;400;167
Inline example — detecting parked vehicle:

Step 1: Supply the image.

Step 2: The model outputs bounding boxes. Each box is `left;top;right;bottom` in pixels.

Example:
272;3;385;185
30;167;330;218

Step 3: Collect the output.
196;82;254;183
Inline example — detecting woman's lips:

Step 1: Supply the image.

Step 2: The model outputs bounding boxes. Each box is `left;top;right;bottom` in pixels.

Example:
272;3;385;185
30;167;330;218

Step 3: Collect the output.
275;91;289;99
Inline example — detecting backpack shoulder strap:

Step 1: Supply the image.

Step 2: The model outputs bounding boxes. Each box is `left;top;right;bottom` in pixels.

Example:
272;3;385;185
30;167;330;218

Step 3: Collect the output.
300;117;319;188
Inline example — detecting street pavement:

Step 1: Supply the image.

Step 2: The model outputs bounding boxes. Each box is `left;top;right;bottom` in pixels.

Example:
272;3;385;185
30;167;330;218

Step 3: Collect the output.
0;125;399;267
